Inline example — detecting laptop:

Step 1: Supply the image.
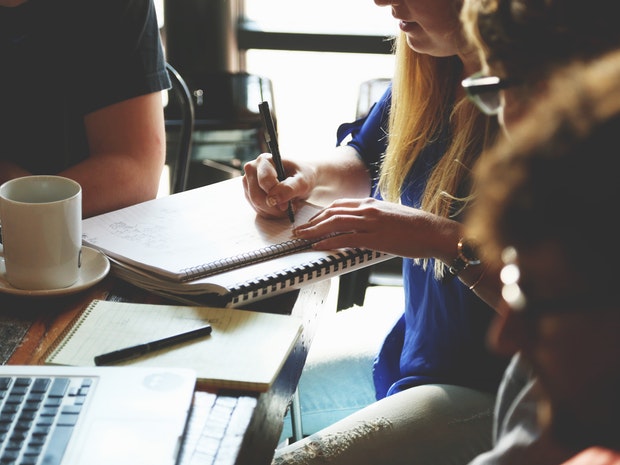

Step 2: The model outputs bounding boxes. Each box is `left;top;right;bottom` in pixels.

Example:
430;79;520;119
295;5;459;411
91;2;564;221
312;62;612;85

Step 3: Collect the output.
0;364;196;465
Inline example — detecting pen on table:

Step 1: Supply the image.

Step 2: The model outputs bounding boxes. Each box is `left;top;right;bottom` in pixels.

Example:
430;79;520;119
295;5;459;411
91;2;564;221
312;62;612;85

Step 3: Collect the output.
93;324;212;366
258;100;295;223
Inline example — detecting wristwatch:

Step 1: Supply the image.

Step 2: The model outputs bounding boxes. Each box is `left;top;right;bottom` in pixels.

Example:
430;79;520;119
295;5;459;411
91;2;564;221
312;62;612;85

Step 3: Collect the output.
448;237;481;276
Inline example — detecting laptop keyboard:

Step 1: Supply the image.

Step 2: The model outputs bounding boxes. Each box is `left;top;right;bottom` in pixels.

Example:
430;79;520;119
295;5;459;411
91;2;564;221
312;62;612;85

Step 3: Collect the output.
180;391;257;465
0;375;92;465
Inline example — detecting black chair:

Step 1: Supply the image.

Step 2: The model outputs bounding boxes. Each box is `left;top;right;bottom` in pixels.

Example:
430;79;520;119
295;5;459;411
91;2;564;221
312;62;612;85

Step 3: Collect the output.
183;72;274;189
337;78;401;311
164;62;195;194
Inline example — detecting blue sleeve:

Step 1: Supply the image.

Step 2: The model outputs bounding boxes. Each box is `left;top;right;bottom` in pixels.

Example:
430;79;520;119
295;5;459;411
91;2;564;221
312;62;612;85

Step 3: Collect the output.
336;84;392;182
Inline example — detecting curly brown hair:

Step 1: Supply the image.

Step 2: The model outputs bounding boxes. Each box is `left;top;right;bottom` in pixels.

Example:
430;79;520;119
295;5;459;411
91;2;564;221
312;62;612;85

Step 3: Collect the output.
467;50;620;292
461;0;620;83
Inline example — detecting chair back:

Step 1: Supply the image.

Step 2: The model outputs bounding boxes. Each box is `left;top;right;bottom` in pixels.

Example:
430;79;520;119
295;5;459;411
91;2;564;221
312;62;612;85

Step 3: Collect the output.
356;78;391;119
165;63;195;194
183;72;274;189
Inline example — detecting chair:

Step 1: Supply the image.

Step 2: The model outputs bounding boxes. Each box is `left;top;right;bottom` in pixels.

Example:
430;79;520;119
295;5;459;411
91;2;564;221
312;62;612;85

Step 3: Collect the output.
355;78;392;120
183;72;274;189
337;78;401;311
164;62;195;194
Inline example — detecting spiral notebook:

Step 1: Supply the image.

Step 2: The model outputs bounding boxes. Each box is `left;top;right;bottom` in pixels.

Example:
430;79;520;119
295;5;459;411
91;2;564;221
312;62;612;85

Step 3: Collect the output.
44;299;303;392
82;177;392;307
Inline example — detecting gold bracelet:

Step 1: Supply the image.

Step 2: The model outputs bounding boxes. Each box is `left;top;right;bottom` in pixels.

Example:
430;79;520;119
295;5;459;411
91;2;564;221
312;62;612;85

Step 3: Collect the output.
468;265;487;291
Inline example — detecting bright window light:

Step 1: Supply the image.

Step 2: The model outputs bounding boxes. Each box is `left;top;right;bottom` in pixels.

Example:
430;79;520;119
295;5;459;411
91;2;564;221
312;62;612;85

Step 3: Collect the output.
243;0;396;159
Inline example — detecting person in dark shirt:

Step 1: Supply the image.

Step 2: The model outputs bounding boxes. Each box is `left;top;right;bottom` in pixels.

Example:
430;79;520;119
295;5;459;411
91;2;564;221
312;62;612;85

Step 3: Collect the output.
0;0;169;217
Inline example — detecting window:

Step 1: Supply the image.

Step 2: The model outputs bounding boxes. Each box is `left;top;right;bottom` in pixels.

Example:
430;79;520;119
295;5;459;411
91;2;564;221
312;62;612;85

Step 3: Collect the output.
242;0;396;159
243;0;394;35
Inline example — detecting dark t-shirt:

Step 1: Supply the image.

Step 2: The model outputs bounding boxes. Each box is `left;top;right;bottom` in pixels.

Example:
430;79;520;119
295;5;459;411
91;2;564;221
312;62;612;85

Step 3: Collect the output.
0;0;169;173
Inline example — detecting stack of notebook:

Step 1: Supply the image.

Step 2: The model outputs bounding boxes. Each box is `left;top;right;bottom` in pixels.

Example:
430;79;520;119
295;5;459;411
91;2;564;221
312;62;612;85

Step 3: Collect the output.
81;177;392;307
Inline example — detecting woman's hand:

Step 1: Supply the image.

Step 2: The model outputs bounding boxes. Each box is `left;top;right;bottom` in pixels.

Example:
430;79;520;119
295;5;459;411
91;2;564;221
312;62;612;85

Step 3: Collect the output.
293;197;461;260
242;153;316;219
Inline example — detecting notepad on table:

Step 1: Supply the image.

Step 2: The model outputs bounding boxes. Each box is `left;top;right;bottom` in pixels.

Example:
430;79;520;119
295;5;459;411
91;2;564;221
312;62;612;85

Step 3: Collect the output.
45;299;303;392
82;177;392;307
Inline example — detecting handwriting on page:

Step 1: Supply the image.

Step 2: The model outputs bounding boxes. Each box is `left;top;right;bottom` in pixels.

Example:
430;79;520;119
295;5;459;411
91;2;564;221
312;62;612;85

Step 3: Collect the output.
82;178;323;276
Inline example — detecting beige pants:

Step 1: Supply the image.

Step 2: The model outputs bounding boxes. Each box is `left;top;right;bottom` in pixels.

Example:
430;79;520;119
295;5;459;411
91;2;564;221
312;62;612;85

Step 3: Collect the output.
273;384;495;465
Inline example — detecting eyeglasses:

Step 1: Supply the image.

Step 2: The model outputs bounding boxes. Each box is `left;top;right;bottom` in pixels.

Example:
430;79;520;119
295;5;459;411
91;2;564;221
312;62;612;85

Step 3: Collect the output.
500;247;615;318
461;72;515;116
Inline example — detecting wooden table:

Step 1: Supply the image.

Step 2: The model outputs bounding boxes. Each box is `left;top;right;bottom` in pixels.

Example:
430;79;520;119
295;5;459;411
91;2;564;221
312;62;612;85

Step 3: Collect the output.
0;275;334;465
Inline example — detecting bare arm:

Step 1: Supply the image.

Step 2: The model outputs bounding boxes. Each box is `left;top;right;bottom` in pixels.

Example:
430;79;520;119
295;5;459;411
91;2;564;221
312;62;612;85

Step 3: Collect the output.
293;197;505;312
0;92;165;218
242;144;371;218
61;92;166;218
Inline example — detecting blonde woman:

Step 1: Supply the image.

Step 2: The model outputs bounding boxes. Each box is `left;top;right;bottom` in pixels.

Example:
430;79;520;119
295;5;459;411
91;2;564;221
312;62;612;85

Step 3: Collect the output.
243;0;507;463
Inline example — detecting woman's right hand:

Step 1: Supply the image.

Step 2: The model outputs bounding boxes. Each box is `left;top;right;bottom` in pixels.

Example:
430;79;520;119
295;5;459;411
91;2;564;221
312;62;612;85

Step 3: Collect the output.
242;145;371;219
242;153;316;219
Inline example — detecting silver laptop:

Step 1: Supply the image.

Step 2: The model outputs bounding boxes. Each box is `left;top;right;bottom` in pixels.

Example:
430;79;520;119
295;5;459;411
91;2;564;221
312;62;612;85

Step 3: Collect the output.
0;364;196;465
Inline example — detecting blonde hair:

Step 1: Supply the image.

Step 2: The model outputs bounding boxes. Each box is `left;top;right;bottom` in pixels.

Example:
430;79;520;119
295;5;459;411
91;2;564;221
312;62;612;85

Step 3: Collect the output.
377;33;497;278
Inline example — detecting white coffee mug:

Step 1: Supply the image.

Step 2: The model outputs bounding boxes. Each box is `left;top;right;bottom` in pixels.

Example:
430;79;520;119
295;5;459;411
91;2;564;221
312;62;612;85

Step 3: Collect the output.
0;175;82;290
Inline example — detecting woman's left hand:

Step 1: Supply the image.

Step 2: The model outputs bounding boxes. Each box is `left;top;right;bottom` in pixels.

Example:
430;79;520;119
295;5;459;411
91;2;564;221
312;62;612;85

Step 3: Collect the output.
293;197;460;260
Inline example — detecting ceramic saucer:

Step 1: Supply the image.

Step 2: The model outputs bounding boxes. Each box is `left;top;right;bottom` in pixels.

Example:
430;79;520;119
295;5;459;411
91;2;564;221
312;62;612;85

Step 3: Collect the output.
0;246;110;297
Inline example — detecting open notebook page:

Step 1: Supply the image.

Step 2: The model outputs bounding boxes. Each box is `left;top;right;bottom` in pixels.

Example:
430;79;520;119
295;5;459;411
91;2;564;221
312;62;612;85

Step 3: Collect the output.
82;178;323;282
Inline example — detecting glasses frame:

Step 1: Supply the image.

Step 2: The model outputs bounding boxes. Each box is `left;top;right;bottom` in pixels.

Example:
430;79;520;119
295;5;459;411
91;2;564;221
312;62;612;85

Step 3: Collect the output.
461;72;515;116
500;248;615;318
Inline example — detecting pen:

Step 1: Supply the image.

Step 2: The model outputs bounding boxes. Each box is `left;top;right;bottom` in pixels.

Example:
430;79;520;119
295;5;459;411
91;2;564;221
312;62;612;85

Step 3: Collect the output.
93;324;212;366
258;101;295;223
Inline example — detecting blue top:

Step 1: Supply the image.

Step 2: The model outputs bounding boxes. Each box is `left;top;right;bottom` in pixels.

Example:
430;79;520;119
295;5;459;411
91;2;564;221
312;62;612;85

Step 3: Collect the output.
338;86;507;399
0;0;169;174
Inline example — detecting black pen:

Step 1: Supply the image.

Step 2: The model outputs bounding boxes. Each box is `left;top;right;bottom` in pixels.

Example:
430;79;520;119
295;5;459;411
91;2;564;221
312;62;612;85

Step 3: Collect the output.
258;101;295;223
94;324;212;366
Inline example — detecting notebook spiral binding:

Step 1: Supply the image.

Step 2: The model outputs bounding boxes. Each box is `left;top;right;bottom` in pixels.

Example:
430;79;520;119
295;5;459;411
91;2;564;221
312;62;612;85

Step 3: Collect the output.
43;299;99;364
180;238;314;282
228;248;386;306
